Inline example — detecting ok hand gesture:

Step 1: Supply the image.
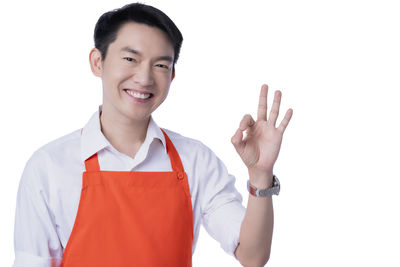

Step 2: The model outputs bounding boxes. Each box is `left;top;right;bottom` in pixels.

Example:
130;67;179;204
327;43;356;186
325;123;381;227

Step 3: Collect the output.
231;84;293;178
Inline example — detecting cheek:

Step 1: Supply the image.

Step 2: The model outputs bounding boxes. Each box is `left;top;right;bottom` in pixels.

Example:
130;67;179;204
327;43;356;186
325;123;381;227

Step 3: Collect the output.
156;73;172;87
104;67;132;88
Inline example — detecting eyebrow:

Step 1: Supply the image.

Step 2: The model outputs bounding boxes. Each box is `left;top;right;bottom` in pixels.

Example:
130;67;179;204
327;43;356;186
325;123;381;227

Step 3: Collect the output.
120;46;174;63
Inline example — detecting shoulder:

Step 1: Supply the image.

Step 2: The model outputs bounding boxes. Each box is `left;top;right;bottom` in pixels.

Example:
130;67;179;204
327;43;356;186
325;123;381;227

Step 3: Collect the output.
20;128;82;188
161;128;214;156
36;128;81;164
160;127;223;168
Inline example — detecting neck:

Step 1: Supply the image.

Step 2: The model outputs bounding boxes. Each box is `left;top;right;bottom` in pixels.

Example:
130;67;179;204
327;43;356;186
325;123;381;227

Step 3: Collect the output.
99;104;150;159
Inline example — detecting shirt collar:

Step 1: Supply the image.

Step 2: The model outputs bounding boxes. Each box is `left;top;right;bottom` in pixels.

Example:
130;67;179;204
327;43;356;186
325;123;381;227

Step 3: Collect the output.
80;104;167;162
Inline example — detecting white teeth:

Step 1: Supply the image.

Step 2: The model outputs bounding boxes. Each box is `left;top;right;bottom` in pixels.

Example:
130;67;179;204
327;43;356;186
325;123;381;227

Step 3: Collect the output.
126;90;151;99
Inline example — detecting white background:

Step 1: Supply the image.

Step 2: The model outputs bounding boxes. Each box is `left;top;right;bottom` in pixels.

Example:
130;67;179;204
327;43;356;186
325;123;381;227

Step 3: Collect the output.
1;0;399;266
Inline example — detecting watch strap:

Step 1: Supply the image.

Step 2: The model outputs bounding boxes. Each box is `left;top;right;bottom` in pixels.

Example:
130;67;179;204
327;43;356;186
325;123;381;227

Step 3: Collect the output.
247;175;280;197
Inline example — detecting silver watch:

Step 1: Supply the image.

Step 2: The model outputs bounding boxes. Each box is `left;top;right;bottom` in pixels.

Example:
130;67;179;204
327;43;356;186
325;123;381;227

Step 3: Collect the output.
247;175;280;197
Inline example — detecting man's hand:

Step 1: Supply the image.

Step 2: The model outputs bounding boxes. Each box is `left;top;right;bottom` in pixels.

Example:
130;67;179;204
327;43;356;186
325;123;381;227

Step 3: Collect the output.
231;84;293;185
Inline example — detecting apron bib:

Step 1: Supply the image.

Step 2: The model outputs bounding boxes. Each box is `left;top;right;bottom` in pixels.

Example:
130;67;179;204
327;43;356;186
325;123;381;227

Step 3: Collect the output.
61;128;193;267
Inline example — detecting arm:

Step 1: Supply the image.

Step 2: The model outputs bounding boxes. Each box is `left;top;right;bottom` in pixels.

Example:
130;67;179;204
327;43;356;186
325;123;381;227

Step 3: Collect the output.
234;171;274;267
13;153;63;267
231;84;293;266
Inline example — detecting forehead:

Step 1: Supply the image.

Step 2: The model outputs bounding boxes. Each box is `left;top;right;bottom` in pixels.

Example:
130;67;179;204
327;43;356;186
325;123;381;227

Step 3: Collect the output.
111;22;174;57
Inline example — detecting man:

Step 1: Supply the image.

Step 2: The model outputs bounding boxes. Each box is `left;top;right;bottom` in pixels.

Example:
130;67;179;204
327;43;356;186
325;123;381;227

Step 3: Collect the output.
13;2;293;267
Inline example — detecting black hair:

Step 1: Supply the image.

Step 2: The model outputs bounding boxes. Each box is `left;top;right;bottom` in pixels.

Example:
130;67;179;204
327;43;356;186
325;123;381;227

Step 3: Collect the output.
93;2;183;73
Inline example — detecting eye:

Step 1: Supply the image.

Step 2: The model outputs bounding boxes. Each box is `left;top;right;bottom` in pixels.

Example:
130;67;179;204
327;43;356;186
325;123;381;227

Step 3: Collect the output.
156;64;169;69
123;57;136;62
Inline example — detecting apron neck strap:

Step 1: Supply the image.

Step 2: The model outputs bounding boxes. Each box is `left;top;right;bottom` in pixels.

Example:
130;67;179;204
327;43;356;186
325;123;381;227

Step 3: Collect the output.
160;128;184;173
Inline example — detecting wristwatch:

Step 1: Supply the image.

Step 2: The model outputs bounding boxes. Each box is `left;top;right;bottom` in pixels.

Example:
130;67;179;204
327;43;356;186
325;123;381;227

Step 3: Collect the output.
247;175;280;197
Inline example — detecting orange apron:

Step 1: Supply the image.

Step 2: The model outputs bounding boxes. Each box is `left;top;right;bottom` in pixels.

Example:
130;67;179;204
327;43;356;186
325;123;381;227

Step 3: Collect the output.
61;128;193;267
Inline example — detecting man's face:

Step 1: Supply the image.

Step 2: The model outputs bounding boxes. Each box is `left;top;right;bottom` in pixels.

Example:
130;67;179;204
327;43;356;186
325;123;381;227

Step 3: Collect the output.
91;22;175;122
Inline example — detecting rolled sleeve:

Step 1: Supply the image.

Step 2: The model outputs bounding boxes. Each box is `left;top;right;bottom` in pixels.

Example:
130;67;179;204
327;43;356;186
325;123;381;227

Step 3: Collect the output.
199;145;246;257
13;251;62;267
13;154;63;267
202;199;246;257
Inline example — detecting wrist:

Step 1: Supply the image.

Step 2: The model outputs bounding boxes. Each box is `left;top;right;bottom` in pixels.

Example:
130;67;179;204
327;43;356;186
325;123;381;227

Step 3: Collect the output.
248;168;274;188
247;174;280;197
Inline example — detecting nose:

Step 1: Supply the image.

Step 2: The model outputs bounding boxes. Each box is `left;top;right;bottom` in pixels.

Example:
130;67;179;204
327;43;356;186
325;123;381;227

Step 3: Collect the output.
132;63;154;87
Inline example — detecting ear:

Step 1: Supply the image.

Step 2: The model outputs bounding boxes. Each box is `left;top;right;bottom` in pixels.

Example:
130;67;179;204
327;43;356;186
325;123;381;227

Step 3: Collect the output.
89;48;103;78
171;71;175;81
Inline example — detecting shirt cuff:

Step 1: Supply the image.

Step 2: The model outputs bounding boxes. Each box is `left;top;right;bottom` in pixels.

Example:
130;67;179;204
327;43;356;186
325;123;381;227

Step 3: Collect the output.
13;251;62;267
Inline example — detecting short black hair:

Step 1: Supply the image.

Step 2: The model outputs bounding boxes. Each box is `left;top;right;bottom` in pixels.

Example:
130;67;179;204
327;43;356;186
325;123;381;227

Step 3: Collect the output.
93;2;183;73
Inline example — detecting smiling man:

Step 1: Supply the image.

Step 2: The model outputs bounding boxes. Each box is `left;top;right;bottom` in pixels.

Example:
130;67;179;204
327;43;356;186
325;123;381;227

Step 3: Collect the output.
13;3;293;267
94;21;176;160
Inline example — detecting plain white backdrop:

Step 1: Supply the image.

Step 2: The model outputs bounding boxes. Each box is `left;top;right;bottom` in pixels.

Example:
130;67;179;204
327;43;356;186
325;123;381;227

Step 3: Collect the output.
1;0;399;266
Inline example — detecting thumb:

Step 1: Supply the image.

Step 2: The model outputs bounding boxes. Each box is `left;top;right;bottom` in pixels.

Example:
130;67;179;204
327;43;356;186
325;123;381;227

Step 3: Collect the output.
231;128;245;155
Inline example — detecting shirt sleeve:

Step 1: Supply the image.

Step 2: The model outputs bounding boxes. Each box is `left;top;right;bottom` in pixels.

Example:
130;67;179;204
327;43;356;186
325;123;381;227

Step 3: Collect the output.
198;144;246;258
13;153;63;267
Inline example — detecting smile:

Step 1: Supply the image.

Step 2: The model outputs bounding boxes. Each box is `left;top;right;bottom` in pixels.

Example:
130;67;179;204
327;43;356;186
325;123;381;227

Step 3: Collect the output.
123;89;154;103
124;89;153;99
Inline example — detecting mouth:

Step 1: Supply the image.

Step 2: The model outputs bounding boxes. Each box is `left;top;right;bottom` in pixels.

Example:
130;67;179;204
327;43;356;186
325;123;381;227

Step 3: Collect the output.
123;89;154;100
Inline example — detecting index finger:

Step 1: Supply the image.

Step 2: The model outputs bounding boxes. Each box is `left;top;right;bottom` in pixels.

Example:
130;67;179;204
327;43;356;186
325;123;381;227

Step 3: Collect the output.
257;84;269;121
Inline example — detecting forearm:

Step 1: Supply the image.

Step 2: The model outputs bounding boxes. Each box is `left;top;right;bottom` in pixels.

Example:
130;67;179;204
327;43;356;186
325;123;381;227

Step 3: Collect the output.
235;170;274;267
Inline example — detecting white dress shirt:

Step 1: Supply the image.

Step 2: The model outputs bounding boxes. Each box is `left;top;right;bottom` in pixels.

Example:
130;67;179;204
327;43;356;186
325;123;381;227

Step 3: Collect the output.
13;104;246;267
